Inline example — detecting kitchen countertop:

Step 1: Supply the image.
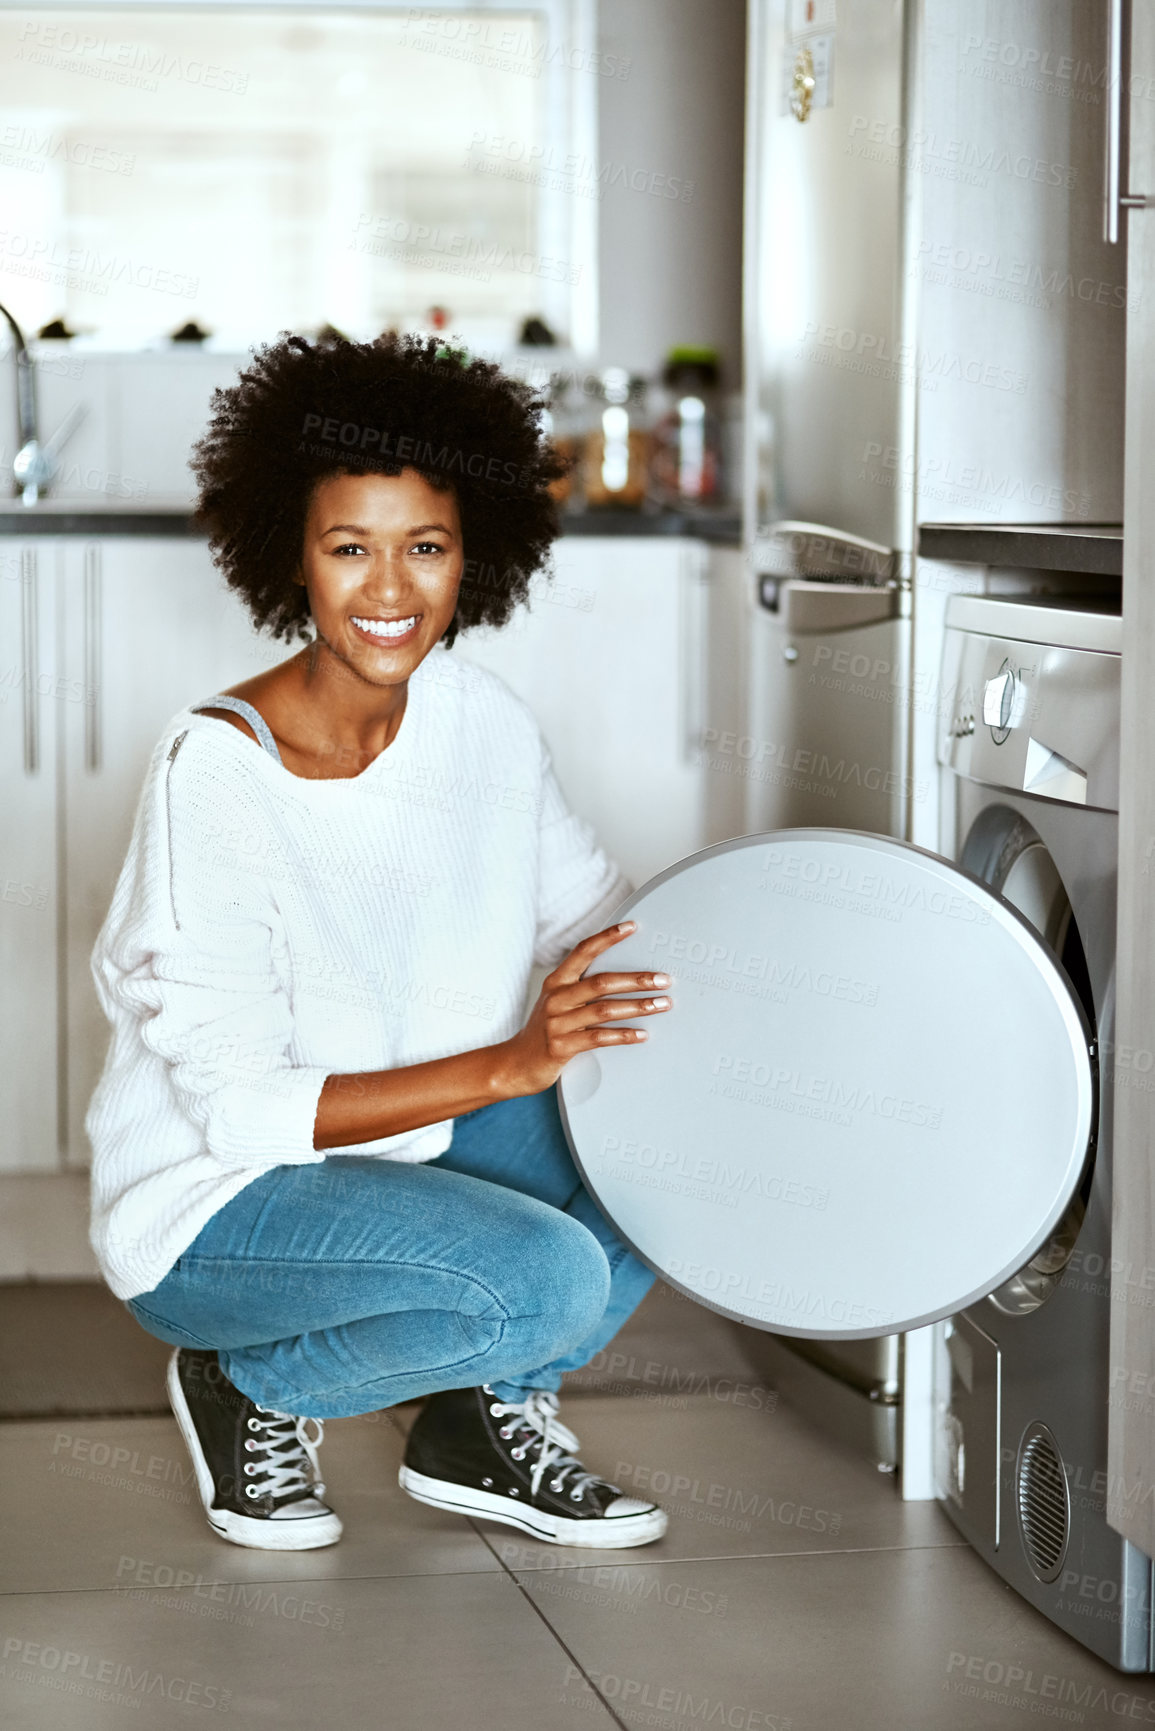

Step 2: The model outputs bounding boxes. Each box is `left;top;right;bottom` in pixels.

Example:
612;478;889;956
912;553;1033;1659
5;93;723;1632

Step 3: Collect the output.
560;506;741;543
918;520;1123;576
0;511;207;537
0;505;742;544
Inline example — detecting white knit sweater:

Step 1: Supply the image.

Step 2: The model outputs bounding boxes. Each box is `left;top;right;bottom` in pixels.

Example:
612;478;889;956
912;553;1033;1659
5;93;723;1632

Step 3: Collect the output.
87;646;630;1300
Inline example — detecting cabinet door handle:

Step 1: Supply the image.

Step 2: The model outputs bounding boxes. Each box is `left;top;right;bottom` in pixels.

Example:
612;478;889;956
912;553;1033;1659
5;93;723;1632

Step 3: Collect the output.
84;543;102;772
20;546;38;775
678;547;710;763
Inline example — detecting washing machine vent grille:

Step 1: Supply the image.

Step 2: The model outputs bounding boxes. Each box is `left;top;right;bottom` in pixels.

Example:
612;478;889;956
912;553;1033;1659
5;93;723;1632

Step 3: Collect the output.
1018;1425;1069;1581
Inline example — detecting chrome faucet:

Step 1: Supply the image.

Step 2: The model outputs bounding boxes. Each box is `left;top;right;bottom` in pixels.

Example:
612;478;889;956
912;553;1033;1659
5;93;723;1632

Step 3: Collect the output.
0;300;84;506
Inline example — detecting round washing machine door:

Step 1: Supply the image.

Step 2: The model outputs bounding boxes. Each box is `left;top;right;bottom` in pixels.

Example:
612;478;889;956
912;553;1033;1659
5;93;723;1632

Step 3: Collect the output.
557;829;1096;1341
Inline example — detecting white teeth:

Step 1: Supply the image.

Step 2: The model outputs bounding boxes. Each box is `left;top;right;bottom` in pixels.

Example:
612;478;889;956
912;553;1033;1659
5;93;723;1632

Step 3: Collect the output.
352;615;418;639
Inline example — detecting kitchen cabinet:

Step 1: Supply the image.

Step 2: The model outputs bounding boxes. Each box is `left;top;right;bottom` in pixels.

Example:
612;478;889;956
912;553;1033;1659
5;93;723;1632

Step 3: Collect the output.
0;536;278;1173
458;536;743;887
0;540;60;1173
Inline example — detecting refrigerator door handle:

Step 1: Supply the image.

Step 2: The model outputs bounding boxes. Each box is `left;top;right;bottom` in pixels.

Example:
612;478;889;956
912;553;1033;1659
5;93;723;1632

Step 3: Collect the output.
782;579;902;634
1106;0;1127;242
1105;0;1151;241
752;519;900;584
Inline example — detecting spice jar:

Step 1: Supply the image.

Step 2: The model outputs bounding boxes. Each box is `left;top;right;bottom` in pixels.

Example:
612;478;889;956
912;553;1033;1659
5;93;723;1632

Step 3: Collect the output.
648;346;722;507
581;367;651;509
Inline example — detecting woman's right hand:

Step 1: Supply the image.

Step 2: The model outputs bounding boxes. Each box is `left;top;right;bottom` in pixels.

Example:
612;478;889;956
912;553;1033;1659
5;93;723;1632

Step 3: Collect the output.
314;920;670;1148
494;920;671;1098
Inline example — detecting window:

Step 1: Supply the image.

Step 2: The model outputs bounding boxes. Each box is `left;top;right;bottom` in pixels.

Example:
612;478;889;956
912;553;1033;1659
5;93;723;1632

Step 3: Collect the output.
0;2;597;351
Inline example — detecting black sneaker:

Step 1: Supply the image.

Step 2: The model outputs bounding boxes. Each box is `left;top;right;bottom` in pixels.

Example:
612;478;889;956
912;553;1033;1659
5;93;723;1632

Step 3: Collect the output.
398;1385;667;1549
166;1349;342;1551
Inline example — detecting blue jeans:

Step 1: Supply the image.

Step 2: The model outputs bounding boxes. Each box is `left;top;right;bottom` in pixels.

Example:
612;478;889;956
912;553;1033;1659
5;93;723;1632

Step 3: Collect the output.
125;1088;654;1419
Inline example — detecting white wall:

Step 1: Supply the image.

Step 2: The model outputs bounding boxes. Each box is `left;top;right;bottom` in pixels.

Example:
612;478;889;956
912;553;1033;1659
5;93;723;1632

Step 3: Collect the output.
596;0;746;385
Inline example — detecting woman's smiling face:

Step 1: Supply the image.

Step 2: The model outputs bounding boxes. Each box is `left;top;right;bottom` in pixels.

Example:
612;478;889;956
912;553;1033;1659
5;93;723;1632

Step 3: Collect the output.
298;468;464;687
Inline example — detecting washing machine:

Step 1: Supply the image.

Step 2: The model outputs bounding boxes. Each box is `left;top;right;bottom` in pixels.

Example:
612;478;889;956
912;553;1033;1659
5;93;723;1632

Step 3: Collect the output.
552;589;1143;1671
934;591;1151;1670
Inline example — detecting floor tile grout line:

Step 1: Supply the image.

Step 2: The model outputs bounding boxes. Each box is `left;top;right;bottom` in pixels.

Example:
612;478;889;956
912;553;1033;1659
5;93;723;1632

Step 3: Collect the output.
501;1537;972;1573
0;1563;515;1600
467;1519;632;1731
0;1538;971;1602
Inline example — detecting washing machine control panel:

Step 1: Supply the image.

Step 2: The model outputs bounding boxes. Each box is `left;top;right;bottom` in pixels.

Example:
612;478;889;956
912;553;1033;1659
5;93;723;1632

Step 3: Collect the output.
939;628;1120;811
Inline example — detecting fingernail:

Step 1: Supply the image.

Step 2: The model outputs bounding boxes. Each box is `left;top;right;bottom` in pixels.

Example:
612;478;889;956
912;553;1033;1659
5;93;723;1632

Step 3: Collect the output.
651;973;670;986
649;997;670;1009
618;919;636;930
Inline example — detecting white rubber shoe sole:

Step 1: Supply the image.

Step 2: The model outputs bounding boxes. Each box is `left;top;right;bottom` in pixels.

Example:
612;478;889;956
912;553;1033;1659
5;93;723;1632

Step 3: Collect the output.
398;1464;668;1548
166;1351;343;1552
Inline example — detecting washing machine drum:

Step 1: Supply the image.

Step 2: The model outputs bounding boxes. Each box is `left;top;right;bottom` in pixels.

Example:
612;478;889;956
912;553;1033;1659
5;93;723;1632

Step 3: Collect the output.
558;830;1096;1341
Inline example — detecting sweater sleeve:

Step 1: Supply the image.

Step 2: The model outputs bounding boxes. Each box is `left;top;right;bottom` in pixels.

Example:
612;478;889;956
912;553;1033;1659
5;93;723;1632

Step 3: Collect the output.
532;740;633;969
90;730;328;1170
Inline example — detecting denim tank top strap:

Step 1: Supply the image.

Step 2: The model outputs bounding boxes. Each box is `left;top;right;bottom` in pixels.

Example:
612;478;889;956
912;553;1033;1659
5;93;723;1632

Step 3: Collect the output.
190;695;284;765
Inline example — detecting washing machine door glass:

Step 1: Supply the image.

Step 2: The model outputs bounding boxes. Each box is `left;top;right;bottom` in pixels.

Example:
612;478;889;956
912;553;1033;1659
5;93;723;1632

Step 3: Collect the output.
558;829;1095;1341
960;810;1095;1317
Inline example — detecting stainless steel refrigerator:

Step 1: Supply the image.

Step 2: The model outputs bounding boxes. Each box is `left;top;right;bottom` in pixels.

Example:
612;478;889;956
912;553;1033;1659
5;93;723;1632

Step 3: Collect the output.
740;0;1127;1475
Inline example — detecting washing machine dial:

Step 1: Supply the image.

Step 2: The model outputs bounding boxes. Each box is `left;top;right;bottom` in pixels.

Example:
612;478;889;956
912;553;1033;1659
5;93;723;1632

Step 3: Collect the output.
982;661;1018;744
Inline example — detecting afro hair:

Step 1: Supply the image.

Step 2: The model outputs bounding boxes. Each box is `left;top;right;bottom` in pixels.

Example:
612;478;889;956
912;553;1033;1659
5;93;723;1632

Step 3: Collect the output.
190;331;568;649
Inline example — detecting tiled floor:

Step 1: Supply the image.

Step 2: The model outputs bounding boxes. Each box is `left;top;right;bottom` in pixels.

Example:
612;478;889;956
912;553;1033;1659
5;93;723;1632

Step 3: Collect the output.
4;1295;1155;1727
2;1287;1155;1731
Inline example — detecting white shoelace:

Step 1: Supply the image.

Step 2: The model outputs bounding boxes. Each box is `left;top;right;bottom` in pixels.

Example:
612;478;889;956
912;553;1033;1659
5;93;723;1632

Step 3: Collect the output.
243;1407;326;1503
487;1390;610;1503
